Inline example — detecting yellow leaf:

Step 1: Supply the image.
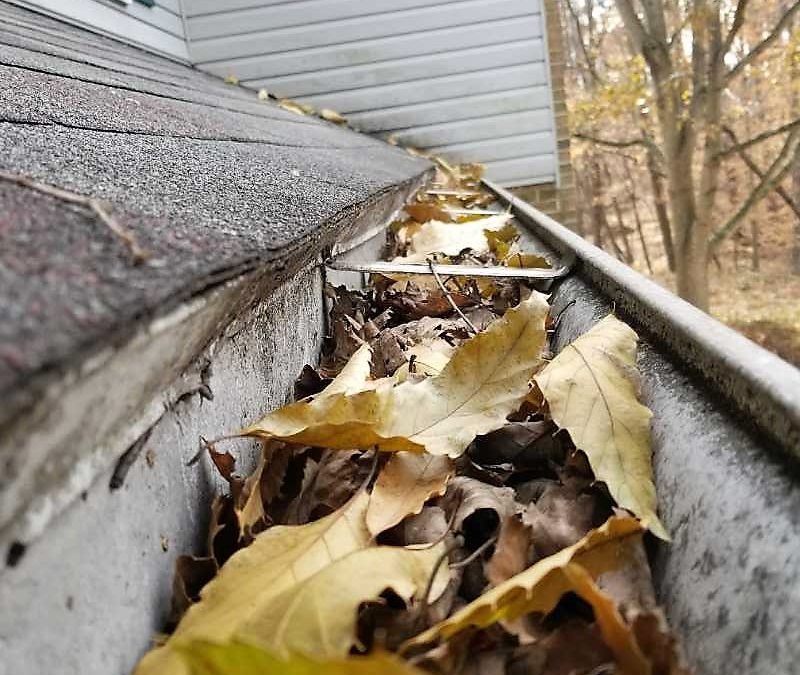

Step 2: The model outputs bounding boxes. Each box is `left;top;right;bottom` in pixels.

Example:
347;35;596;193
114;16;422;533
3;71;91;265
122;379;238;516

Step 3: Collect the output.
224;74;239;85
534;315;668;539
484;222;519;259
562;565;651;675
249;543;448;657
403;214;513;261
135;492;371;675
503;250;551;269
241;293;549;457
366;452;454;537
178;641;425;675
405;202;453;223
278;99;309;116
257;88;269;100
320;108;347;124
402;515;643;649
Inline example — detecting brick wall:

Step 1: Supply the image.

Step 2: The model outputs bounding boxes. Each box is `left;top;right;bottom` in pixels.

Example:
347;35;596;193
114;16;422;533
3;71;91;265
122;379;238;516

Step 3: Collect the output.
511;0;577;230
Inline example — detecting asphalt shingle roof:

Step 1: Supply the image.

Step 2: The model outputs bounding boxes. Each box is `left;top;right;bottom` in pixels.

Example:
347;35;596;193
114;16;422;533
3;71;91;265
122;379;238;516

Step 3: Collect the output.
0;2;430;414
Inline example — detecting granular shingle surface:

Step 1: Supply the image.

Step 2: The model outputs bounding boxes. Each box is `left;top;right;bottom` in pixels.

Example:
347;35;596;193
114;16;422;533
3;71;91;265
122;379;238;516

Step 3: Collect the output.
0;2;430;403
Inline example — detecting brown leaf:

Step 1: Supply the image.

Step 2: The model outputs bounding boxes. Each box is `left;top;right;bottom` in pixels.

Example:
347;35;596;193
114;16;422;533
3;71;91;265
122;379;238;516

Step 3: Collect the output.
399;506;450;546
406;202;453;223
169;556;217;627
485;515;533;586
508;621;613;675
285;449;373;525
630;611;692;675
470;420;561;467
523;483;597;560
367;453;453;537
598;527;657;616
442;476;522;549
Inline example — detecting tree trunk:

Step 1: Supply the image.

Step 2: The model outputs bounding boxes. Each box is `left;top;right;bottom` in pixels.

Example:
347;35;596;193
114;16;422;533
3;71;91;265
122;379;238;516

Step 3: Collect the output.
645;147;676;271
675;224;710;311
793;145;800;274
589;156;605;247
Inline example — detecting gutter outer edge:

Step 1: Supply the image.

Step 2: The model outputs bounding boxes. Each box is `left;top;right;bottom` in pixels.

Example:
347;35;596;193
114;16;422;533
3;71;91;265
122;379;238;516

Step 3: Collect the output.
484;178;800;461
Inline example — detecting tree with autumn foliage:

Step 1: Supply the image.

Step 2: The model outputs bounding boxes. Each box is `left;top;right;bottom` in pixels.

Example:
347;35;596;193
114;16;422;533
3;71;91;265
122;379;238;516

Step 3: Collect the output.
562;0;800;311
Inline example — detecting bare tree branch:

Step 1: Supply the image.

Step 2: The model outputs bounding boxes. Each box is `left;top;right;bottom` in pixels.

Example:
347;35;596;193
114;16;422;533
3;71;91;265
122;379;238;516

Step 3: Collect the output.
565;0;604;84
721;0;750;54
726;1;800;81
722;126;800;219
573;132;646;148
710;126;800;249
716;117;800;158
615;0;651;54
573;130;665;165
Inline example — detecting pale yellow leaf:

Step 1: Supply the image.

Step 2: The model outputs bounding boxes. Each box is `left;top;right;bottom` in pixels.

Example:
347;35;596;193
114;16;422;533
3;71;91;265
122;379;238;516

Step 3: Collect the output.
249;543;448;657
534;315;668;539
403;515;643;649
394;341;454;380
320;108;347;124
241;292;549;457
403;214;513;261
366;452;454;536
134;492;371;675
278;99;308;116
257;88;269;101
178;640;426;675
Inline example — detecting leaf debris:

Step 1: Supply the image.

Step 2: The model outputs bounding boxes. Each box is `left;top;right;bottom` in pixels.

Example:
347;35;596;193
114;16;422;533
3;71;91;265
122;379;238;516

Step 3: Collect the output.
133;162;689;675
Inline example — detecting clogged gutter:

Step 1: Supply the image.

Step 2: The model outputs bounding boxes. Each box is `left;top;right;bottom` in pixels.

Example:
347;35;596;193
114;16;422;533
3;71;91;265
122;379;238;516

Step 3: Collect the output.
133;161;691;675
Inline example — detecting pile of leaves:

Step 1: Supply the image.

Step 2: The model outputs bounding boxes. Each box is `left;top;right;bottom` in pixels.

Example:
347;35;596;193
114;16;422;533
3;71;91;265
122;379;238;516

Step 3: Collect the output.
133;165;690;675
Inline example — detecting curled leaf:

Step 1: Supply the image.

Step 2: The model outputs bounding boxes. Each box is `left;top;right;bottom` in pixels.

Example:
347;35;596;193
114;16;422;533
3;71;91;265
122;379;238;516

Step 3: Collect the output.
242;293;549;457
402;515;643;650
366;453;453;537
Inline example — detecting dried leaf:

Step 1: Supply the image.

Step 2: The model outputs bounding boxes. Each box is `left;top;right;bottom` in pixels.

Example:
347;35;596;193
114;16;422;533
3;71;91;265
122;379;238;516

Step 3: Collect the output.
246;543;448;658
402;515;643;650
135;493;371;675
278;98;309;116
178;640;425;675
406;202;453;223
522;483;597;560
224;74;239;85
367;453;454;537
562;565;651;675
320;108;347;124
284;449;372;524
403;214;514;261
442;476;521;546
257;88;269;100
242;293;549;457
534;315;668;539
485;515;533;586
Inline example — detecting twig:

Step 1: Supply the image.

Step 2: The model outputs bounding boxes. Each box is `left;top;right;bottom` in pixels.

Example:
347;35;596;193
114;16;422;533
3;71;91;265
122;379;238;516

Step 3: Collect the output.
410;535;465;635
0;171;149;264
449;534;498;570
428;259;478;335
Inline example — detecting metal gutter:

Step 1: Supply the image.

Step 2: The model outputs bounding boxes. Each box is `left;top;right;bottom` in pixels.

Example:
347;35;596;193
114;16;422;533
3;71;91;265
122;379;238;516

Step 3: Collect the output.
484;178;800;461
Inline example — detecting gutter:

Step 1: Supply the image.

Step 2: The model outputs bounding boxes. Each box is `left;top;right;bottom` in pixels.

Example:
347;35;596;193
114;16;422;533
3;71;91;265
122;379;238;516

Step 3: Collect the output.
484;179;800;462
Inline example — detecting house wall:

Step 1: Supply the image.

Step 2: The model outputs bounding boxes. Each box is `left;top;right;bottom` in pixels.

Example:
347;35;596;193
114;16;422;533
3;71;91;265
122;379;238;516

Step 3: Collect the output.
182;0;560;188
510;0;577;229
5;0;189;60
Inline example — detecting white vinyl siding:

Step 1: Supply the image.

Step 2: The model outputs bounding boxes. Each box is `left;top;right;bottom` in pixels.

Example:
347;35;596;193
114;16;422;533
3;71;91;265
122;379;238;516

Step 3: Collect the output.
183;0;558;187
7;0;189;60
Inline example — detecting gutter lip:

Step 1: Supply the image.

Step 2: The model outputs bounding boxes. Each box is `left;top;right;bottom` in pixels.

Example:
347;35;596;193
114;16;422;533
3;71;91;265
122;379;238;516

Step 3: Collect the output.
484;178;800;461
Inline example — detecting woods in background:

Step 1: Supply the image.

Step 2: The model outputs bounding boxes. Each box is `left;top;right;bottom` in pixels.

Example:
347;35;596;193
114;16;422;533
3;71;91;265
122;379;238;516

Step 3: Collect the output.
559;0;800;312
